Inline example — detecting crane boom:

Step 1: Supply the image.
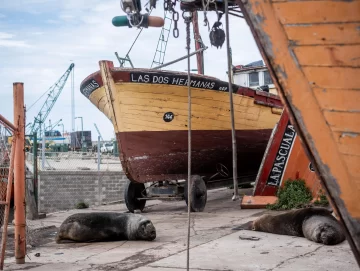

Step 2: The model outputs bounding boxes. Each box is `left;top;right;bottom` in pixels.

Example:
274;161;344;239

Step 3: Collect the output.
45;119;63;132
29;63;75;136
94;123;104;142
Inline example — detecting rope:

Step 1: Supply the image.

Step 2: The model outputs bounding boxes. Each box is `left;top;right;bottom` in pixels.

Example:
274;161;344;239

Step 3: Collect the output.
27;90;50;111
184;11;193;271
224;0;239;200
126;7;154;56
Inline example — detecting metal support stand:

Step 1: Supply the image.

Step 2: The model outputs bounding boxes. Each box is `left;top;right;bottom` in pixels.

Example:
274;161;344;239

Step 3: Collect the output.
115;53;135;68
13;83;26;264
152;47;208;70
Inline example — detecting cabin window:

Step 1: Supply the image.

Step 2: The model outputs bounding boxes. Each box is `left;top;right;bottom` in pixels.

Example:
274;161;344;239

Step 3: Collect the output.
264;71;273;85
249;72;259;86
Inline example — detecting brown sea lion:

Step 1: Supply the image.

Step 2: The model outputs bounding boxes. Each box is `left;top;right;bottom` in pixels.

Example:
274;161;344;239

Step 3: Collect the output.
55;212;156;243
239;207;345;245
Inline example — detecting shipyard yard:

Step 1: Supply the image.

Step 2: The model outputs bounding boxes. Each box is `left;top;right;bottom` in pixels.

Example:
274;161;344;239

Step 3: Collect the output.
3;188;358;271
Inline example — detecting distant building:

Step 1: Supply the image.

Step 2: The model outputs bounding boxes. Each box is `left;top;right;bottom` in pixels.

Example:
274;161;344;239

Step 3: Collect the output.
233;60;278;95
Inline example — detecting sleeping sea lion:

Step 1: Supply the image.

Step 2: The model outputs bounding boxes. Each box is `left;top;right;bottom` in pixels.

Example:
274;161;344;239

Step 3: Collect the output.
55;212;156;243
239;207;345;245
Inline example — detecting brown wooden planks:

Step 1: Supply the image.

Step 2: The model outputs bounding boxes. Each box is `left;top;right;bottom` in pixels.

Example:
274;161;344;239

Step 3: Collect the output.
303;67;360;89
285;23;360;45
294;45;360;67
324;111;360;133
333;131;360;156
313;88;360;112
343;154;360;178
274;1;360;24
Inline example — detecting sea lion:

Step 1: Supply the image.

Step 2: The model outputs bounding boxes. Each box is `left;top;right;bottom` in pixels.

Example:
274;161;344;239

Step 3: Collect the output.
239;207;345;245
55;212;156;243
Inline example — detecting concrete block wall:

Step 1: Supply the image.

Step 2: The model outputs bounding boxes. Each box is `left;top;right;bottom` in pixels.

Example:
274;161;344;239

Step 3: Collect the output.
38;171;128;213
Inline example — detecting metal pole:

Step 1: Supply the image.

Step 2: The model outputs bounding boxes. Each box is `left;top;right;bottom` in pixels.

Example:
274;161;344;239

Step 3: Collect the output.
184;14;193;271
0;114;16;132
80;117;84;152
42;134;45;170
113;138;119;157
33;132;38;208
97;136;100;171
192;11;204;75
152;47;208;70
13;82;26;264
39;112;42;140
97;136;101;206
71;67;75;132
224;0;239;200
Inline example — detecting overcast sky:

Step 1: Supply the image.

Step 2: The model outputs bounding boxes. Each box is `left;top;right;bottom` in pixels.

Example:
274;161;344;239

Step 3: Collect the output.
0;0;262;141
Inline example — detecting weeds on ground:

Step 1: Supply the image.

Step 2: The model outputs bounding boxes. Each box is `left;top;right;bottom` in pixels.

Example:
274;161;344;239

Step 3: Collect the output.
266;179;313;210
75;201;89;209
313;189;330;207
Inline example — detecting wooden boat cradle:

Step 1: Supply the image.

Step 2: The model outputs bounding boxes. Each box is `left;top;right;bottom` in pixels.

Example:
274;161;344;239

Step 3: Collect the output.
235;0;360;265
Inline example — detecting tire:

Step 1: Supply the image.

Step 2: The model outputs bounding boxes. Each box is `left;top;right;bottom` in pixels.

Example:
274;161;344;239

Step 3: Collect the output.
184;175;207;212
124;180;146;213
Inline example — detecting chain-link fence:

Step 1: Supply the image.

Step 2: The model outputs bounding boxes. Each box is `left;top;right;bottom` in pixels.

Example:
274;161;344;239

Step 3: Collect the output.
23;136;127;216
0;123;14;268
26;150;122;172
0;167;9;228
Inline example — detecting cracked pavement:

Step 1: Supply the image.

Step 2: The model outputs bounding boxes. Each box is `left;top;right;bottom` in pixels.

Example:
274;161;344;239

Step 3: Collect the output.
4;188;358;271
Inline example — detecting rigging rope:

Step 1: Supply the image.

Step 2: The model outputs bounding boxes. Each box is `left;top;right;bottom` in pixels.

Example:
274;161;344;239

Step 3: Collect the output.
126;7;154;57
27;89;50;111
224;0;239;200
184;11;193;271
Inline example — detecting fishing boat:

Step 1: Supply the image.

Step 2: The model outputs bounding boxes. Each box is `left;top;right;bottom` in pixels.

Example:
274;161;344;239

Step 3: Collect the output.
236;0;360;265
79;0;285;212
80;61;282;211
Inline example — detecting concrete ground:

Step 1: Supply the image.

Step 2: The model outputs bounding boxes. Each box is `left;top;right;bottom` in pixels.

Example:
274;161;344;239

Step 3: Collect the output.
4;188;358;271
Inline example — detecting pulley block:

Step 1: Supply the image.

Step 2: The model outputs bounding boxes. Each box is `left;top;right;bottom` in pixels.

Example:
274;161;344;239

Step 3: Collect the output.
209;21;225;49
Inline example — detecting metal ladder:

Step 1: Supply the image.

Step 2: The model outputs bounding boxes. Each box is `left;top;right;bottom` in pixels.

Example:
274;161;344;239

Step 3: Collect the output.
150;11;173;68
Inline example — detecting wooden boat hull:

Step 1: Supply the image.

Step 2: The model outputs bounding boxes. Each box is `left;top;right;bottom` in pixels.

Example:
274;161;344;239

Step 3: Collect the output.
253;109;322;197
236;0;360;264
117;129;273;183
80;61;283;183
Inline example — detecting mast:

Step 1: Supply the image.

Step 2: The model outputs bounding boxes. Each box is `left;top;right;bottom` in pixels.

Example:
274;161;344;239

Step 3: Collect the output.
192;11;204;75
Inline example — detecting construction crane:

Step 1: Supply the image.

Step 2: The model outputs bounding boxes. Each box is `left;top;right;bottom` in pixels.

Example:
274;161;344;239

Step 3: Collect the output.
28;63;75;137
93;123;104;142
45;119;63;132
